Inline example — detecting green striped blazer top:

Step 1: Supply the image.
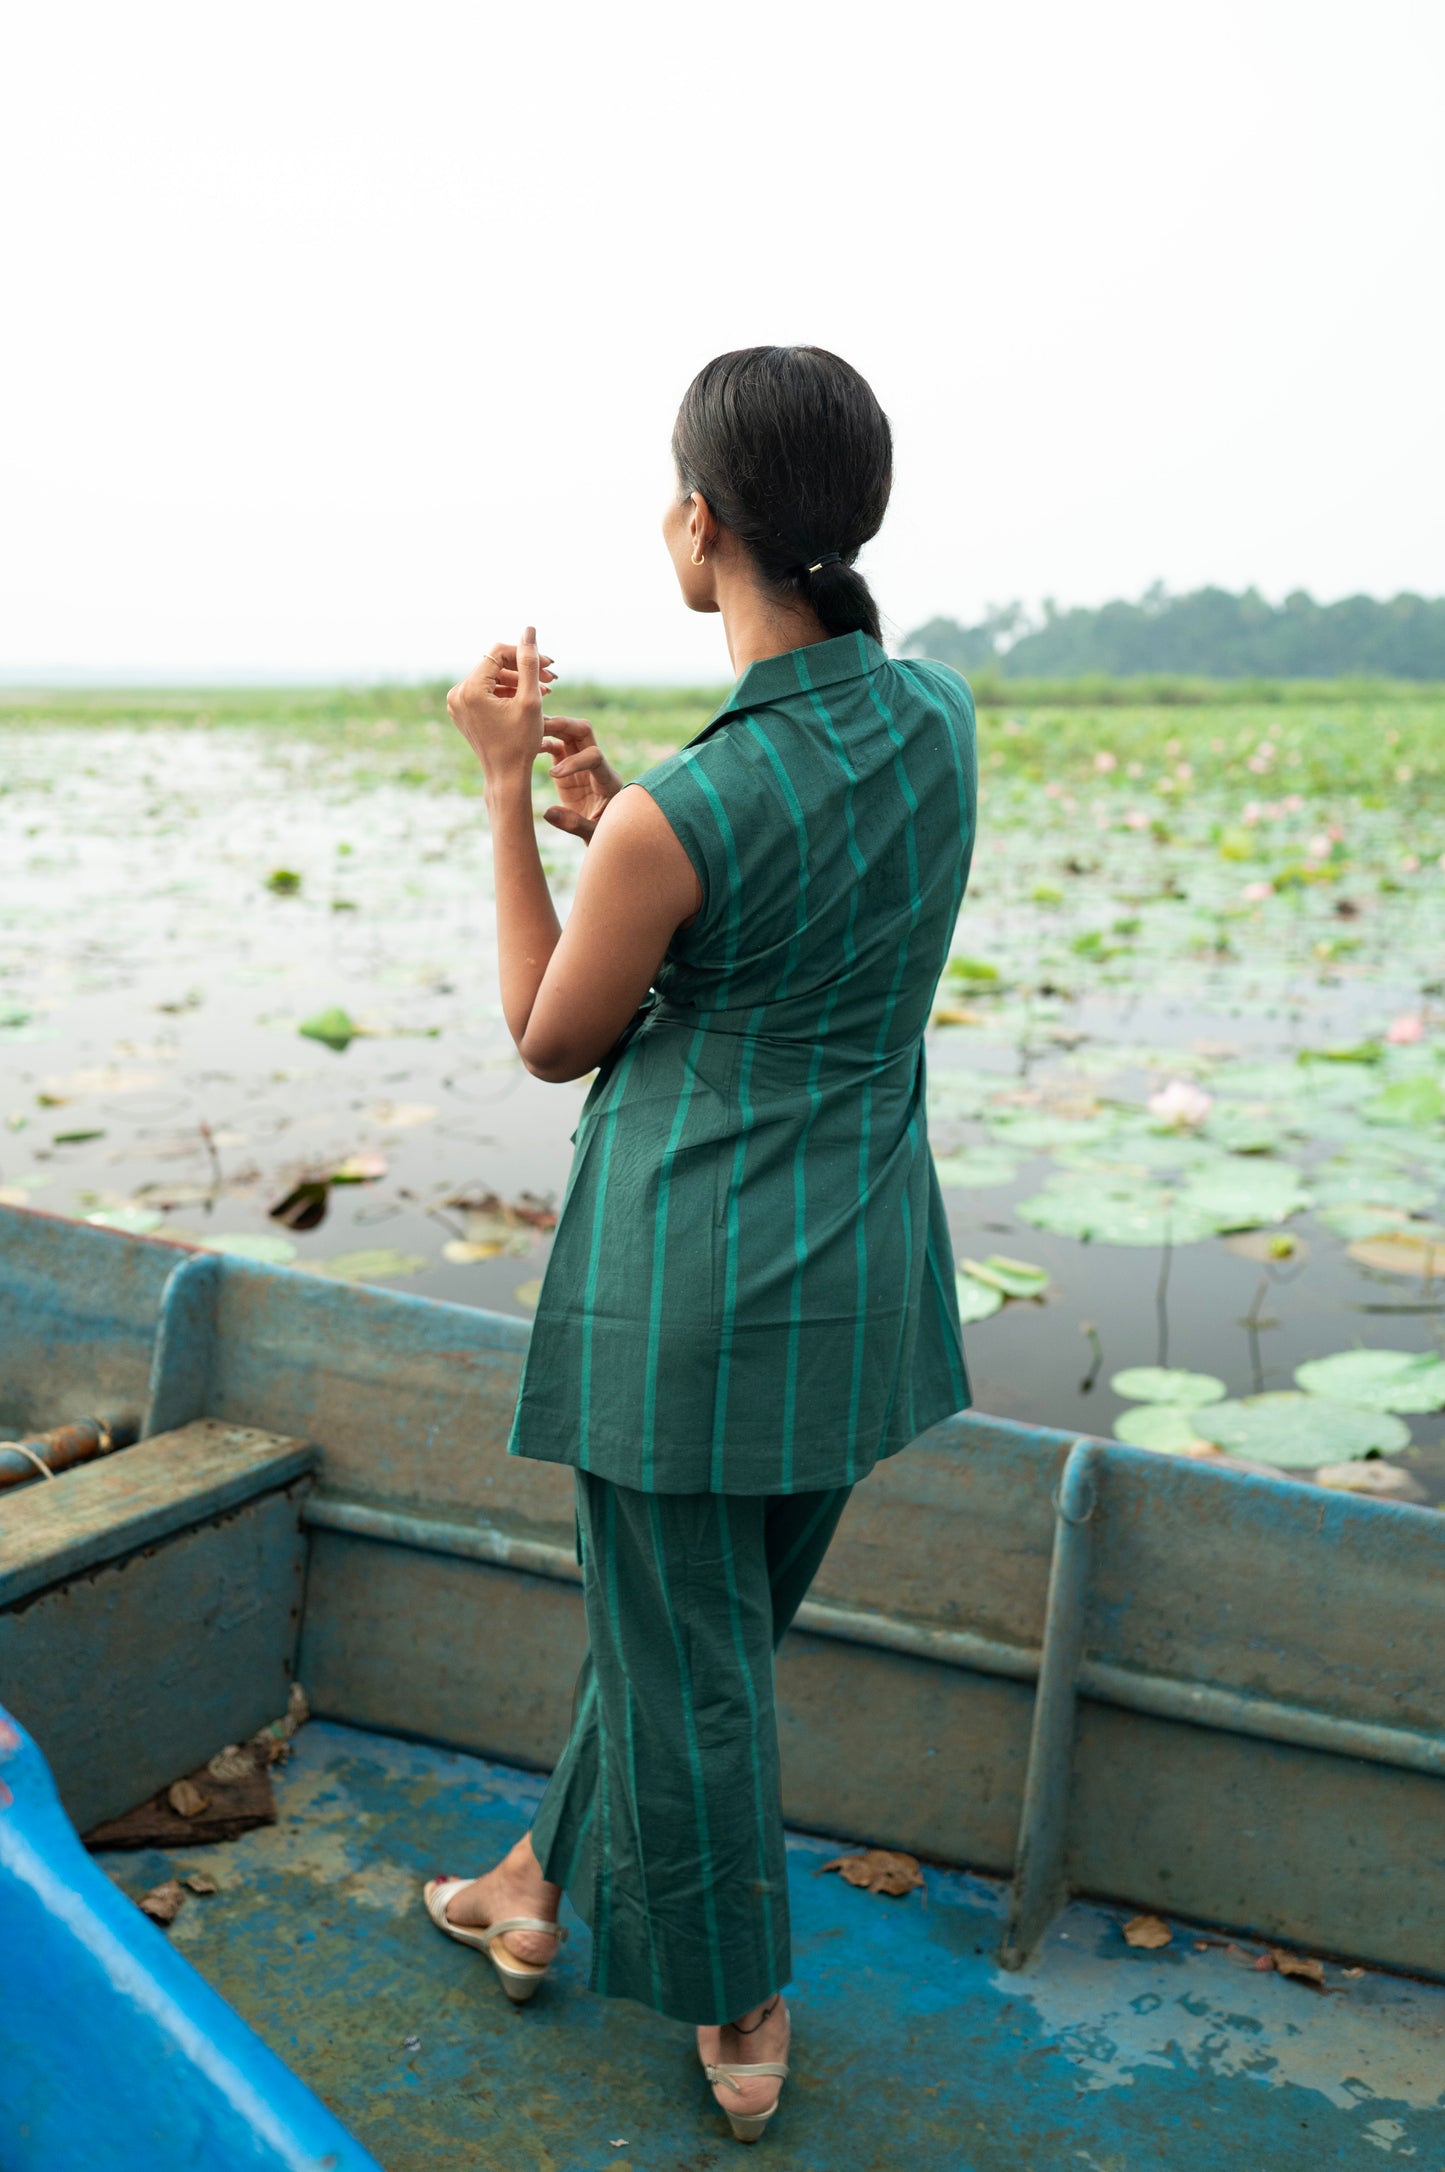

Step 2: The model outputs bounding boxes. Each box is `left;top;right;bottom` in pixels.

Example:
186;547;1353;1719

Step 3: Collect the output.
509;629;977;1495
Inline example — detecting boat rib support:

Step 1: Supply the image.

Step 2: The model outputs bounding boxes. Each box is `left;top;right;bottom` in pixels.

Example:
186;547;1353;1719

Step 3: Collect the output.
999;1438;1100;1968
143;1251;222;1439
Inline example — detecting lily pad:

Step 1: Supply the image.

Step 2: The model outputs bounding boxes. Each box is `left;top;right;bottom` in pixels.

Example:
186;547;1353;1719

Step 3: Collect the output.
313;1247;429;1282
1193;1393;1409;1465
1111;1366;1227;1406
1201;1108;1283;1154
1314;1203;1412;1241
960;1254;1049;1298
987;1111;1119;1150
299;1007;360;1053
1018;1182;1220;1247
1112;1403;1213;1453
1346;1226;1445;1277
1312;1172;1436;1213
1176;1164;1312;1231
1365;1076;1445;1128
933;1149;1021;1190
954;1272;1004;1323
925;1070;1000;1121
201;1232;299;1265
86;1207;165;1235
1294;1349;1445;1414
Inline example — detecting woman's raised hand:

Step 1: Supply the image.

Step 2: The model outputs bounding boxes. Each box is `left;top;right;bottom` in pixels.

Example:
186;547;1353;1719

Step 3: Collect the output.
541;716;625;843
446;630;559;781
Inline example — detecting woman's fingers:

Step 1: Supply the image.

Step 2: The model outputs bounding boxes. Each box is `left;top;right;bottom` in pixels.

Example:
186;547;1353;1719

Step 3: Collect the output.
517;626;542;705
543;805;597;840
550;745;604;779
542;714;596;745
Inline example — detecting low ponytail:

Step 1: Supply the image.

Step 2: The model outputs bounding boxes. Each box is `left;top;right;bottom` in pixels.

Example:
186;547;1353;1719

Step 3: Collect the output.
672;347;892;643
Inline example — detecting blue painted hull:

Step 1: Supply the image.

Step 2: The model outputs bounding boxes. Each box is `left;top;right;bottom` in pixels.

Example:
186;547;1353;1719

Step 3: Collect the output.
3;1202;1445;2166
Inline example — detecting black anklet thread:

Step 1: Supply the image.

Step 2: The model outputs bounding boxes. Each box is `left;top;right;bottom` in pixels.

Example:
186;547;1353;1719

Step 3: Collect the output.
732;1996;780;2036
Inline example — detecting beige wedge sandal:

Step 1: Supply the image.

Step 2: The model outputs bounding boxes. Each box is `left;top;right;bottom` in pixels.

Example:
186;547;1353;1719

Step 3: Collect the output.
423;1876;567;2004
702;2056;790;2144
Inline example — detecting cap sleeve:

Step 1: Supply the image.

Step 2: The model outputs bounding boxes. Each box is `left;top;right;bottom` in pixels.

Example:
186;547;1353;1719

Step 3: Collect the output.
625;743;741;945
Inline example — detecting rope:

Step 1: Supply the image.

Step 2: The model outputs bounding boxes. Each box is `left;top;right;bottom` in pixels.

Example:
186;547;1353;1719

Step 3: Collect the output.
1;1442;57;1482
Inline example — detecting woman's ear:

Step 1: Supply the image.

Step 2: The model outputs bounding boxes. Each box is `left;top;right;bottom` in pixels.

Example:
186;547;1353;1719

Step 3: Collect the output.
688;492;717;567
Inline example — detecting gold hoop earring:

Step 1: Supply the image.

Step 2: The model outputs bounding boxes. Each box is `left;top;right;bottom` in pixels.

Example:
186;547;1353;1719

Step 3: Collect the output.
691;548;705;567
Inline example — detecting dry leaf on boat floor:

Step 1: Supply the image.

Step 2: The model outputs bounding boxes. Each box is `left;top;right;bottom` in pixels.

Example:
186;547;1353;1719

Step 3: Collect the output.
820;1848;924;1897
1123;1913;1173;1949
1269;1946;1327;1988
138;1879;186;1925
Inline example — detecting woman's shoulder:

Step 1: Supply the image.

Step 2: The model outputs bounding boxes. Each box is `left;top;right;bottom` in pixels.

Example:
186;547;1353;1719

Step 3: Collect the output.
887;653;977;724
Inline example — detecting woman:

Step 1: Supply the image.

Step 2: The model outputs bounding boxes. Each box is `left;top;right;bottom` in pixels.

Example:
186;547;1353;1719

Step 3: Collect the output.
425;345;976;2144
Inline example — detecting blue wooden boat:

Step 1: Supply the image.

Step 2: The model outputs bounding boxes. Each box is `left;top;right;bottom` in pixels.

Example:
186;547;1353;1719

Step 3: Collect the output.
3;1199;1443;2168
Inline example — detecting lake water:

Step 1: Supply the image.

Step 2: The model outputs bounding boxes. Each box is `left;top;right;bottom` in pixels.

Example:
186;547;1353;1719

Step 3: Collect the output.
2;720;1441;1494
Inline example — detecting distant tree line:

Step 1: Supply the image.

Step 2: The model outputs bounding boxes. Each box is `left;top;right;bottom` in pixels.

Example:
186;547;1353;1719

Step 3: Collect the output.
901;584;1445;680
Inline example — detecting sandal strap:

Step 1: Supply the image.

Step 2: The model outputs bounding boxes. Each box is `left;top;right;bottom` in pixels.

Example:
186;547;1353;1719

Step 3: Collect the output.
704;2061;789;2093
479;1915;568;1952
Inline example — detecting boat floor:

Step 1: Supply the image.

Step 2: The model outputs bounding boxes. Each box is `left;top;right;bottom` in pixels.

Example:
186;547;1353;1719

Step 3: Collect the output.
97;1721;1444;2171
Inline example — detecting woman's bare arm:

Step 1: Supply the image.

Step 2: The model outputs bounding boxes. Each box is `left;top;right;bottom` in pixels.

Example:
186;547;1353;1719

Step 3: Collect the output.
450;631;701;1082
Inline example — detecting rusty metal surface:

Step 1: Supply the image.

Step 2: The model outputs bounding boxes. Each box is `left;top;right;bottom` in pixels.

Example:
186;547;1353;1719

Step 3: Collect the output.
0;1414;140;1492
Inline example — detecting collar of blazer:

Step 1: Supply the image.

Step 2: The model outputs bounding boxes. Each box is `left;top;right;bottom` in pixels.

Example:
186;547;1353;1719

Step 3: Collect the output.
685;630;890;747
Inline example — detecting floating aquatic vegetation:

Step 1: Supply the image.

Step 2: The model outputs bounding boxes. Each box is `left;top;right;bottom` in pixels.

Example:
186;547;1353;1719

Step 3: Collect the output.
954;1271;1004;1323
1111;1367;1227;1406
959;1254;1049;1299
312;1247;429;1282
1019;1179;1220;1247
933;1149;1022;1190
1312;1204;1412;1241
1366;1076;1445;1128
200;1232;299;1265
1112;1403;1214;1454
1294;1350;1445;1414
1346;1226;1445;1277
298;1007;360;1052
1146;1080;1213;1129
1193;1393;1410;1465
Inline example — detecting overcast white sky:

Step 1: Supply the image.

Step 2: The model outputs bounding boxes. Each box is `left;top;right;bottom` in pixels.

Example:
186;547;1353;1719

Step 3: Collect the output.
2;1;1441;683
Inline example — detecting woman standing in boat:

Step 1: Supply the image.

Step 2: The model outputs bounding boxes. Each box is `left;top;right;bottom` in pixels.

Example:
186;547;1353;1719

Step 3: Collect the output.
426;345;976;2144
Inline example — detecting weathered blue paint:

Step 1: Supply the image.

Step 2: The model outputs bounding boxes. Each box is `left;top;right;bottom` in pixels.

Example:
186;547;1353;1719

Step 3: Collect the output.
143;1248;224;1437
0;1423;315;1829
8;1202;1445;1980
1002;1436;1099;1967
0;1708;384;2172
91;1719;1445;2170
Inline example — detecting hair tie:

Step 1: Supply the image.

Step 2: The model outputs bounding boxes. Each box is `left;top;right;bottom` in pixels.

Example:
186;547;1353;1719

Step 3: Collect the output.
801;551;842;576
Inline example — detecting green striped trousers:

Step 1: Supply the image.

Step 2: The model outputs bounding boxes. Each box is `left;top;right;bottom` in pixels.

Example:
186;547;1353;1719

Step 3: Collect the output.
531;1472;852;2025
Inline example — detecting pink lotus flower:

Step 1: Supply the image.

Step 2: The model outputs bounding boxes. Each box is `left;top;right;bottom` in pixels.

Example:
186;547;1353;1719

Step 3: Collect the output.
1308;834;1332;859
1402;854;1420;874
1282;793;1304;813
1387;1015;1424;1044
1148;1079;1214;1128
1124;809;1150;831
1247;754;1272;773
1242;881;1274;903
1242;801;1262;825
1094;750;1118;773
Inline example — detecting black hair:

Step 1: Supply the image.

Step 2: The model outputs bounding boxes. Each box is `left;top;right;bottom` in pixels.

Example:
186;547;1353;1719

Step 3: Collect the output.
671;345;892;643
